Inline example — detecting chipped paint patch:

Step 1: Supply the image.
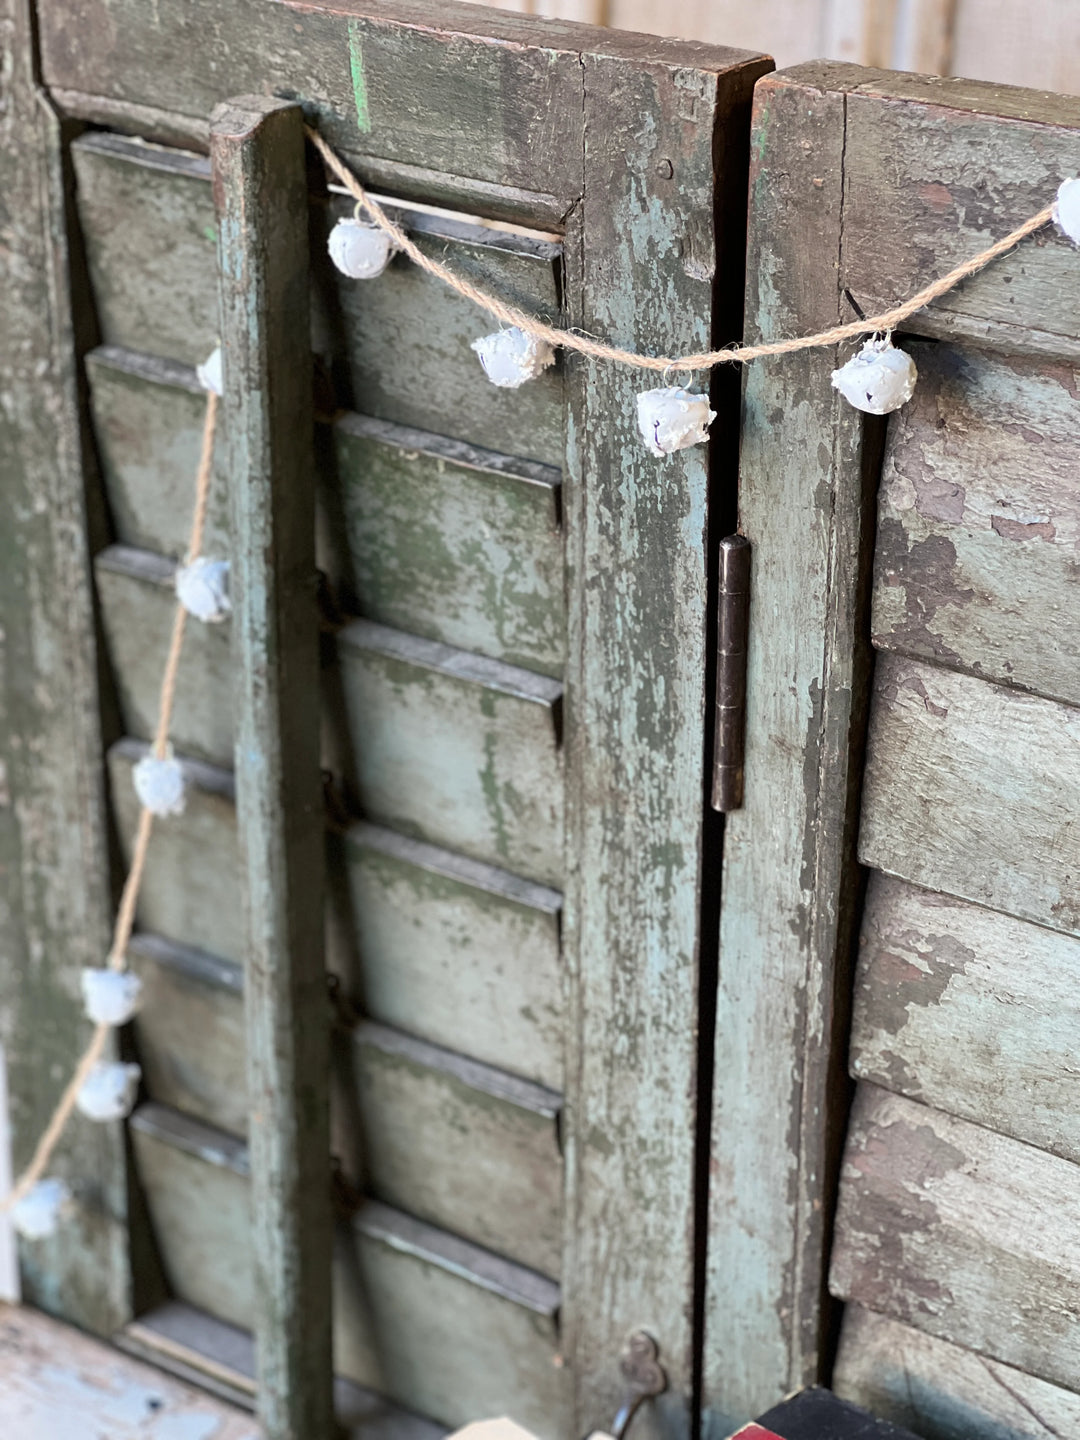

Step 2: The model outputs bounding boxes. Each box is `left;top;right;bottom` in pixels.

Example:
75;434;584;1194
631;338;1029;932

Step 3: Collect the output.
347;20;372;134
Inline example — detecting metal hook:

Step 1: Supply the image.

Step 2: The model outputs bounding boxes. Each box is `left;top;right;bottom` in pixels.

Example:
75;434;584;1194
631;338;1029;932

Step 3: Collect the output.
610;1332;667;1440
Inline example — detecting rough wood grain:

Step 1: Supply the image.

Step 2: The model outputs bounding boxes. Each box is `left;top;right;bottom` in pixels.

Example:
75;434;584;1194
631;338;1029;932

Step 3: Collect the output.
859;654;1080;937
871;342;1080;706
852;873;1080;1163
128;1104;568;1435
212;96;332;1440
830;1084;1080;1393
703;66;873;1432
0;0;131;1334
835;1303;1080;1440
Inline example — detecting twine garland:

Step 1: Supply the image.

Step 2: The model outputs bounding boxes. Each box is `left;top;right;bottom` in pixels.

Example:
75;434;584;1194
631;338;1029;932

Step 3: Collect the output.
306;125;1057;372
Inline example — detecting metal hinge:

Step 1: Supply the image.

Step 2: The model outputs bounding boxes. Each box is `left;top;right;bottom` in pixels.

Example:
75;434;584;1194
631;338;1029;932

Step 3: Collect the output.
711;535;751;813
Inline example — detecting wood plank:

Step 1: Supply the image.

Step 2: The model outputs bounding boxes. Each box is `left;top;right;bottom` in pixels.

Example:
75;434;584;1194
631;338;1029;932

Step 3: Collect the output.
121;1301;448;1440
87;346;233;560
0;1301;259;1440
830;1084;1080;1393
871;342;1080;706
0;0;132;1333
124;930;564;1274
836;69;1080;355
72;132;566;460
702;64;873;1432
859;655;1080;937
852;873;1080;1164
835;1303;1080;1440
212;96;332;1440
331;620;564;888
326;412;565;677
331;823;563;1089
128;1104;568;1435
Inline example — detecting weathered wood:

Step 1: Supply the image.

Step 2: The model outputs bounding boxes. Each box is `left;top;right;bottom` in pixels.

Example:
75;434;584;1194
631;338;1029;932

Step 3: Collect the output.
86;346;232;560
121;1301;448;1440
852;873;1080;1163
212;96;332;1440
871;343;1080;706
702;65;874;1433
123;930;565;1273
334;823;563;1089
859;654;1080;937
835;1304;1080;1440
0;0;131;1333
332;620;564;887
128;1104;568;1434
561;41;770;1440
830;1084;1080;1392
326;413;565;677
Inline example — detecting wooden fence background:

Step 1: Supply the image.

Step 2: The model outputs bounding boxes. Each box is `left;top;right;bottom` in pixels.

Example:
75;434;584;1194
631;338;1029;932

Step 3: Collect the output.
469;0;1080;95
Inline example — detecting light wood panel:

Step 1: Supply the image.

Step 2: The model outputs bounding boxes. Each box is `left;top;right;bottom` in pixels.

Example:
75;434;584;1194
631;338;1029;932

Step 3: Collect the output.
859;654;1080;937
872;342;1080;706
830;1085;1080;1392
852;874;1080;1163
835;1304;1080;1440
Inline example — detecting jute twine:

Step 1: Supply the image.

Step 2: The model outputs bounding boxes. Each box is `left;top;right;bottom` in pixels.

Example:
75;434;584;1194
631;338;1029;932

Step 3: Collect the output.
307;125;1056;373
2;392;219;1214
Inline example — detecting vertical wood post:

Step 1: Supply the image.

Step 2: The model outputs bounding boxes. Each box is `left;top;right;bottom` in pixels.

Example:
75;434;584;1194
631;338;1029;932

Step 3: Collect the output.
211;96;333;1440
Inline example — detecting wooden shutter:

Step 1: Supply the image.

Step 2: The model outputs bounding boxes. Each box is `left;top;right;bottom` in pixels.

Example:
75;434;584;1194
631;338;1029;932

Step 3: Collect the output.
5;2;771;1435
704;61;1080;1440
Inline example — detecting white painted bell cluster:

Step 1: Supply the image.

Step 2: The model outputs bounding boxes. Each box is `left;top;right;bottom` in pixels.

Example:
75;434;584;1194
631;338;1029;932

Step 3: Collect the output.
831;336;918;416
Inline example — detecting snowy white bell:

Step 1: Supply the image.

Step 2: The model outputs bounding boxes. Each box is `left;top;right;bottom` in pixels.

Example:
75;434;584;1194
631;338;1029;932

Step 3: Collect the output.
176;557;231;623
75;1062;141;1123
328;218;396;279
636;386;716;457
1053;177;1080;246
81;969;143;1027
831;337;917;415
133;749;186;818
471;327;556;389
11;1178;72;1240
196;346;223;397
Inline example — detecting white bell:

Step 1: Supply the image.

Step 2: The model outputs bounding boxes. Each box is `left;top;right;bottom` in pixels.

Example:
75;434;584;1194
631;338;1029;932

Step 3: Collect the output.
11;1178;73;1240
75;1062;141;1123
81;969;143;1027
1053;177;1080;246
176;557;231;623
636;386;716;457
471;327;556;389
831;337;917;415
196;346;223;397
328;218;395;279
133;749;186;818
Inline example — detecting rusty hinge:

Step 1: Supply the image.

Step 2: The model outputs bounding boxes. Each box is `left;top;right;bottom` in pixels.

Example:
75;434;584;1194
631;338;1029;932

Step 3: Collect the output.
711;535;751;813
610;1331;668;1440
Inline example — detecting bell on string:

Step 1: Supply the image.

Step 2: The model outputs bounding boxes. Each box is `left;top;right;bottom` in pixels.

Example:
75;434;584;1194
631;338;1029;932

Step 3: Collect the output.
1053;177;1080;245
81;969;143;1027
831;336;917;415
133;748;187;818
11;1178;73;1240
636;386;716;457
176;557;231;623
328;217;396;279
471;327;556;388
75;1063;142;1123
196;346;223;397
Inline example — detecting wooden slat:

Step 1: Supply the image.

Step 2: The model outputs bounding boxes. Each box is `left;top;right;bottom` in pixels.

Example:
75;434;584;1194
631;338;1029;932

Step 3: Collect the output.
852;873;1080;1164
702;65;873;1430
835;1303;1080;1440
212;96;332;1440
859;655;1080;937
0;0;133;1332
128;1104;568;1435
123;930;564;1273
871;343;1080;706
830;1084;1080;1393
